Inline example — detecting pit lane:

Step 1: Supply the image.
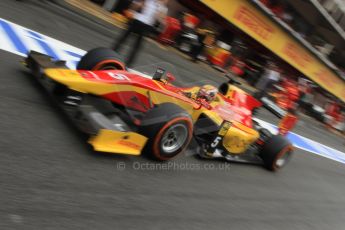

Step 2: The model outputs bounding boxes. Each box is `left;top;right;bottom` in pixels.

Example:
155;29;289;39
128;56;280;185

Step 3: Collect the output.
0;1;344;229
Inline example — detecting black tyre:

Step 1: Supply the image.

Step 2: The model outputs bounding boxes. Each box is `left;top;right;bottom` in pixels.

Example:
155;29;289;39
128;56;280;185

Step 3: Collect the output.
77;47;125;70
139;103;193;161
259;135;293;171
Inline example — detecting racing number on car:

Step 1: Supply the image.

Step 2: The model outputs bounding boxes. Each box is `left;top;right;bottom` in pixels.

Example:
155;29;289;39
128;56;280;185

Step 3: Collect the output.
211;136;222;148
208;121;231;152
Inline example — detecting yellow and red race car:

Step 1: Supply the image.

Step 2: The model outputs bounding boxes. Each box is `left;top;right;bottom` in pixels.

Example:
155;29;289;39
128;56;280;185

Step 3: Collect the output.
25;48;293;171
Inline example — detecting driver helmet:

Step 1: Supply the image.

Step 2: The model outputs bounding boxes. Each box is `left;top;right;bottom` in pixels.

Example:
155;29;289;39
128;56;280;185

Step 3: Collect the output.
197;85;218;102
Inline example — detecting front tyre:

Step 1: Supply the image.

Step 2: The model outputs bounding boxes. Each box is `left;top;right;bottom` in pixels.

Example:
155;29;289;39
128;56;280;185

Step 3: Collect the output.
77;47;125;70
139;103;193;161
259;135;293;171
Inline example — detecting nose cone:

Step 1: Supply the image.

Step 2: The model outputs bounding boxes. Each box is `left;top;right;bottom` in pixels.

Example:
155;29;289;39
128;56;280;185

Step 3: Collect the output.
44;68;82;83
44;68;91;93
43;68;117;95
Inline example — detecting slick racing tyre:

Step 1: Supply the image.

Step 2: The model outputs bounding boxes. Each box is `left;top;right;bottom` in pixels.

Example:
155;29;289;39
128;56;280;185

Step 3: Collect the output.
139;103;193;161
259;135;293;171
77;47;126;70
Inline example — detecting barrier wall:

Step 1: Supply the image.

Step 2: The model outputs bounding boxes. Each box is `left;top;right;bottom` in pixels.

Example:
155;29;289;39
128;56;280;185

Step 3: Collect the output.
201;0;345;102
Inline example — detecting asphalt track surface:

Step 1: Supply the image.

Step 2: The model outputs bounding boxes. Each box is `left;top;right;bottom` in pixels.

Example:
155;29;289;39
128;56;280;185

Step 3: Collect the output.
0;1;345;229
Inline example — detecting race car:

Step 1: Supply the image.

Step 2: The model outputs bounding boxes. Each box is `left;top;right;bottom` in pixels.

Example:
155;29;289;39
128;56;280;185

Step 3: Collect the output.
24;47;293;171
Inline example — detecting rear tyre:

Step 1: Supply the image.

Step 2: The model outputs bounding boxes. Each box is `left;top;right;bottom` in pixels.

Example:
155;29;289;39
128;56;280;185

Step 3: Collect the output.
139;103;193;161
77;47;126;70
259;135;293;171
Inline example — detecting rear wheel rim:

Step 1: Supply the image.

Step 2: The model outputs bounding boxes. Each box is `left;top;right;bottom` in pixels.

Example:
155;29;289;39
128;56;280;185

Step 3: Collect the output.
161;123;188;153
276;149;291;167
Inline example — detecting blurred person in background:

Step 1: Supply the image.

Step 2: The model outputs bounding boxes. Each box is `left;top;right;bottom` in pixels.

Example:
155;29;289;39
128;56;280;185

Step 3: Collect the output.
174;12;200;51
190;28;215;63
254;61;281;99
112;0;168;67
297;77;313;111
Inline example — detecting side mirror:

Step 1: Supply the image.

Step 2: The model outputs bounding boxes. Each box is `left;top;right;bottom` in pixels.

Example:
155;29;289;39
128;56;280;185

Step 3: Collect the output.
153;67;165;81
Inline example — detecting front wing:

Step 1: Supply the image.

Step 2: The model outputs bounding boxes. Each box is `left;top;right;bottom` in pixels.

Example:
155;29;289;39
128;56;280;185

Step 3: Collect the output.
25;51;148;155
